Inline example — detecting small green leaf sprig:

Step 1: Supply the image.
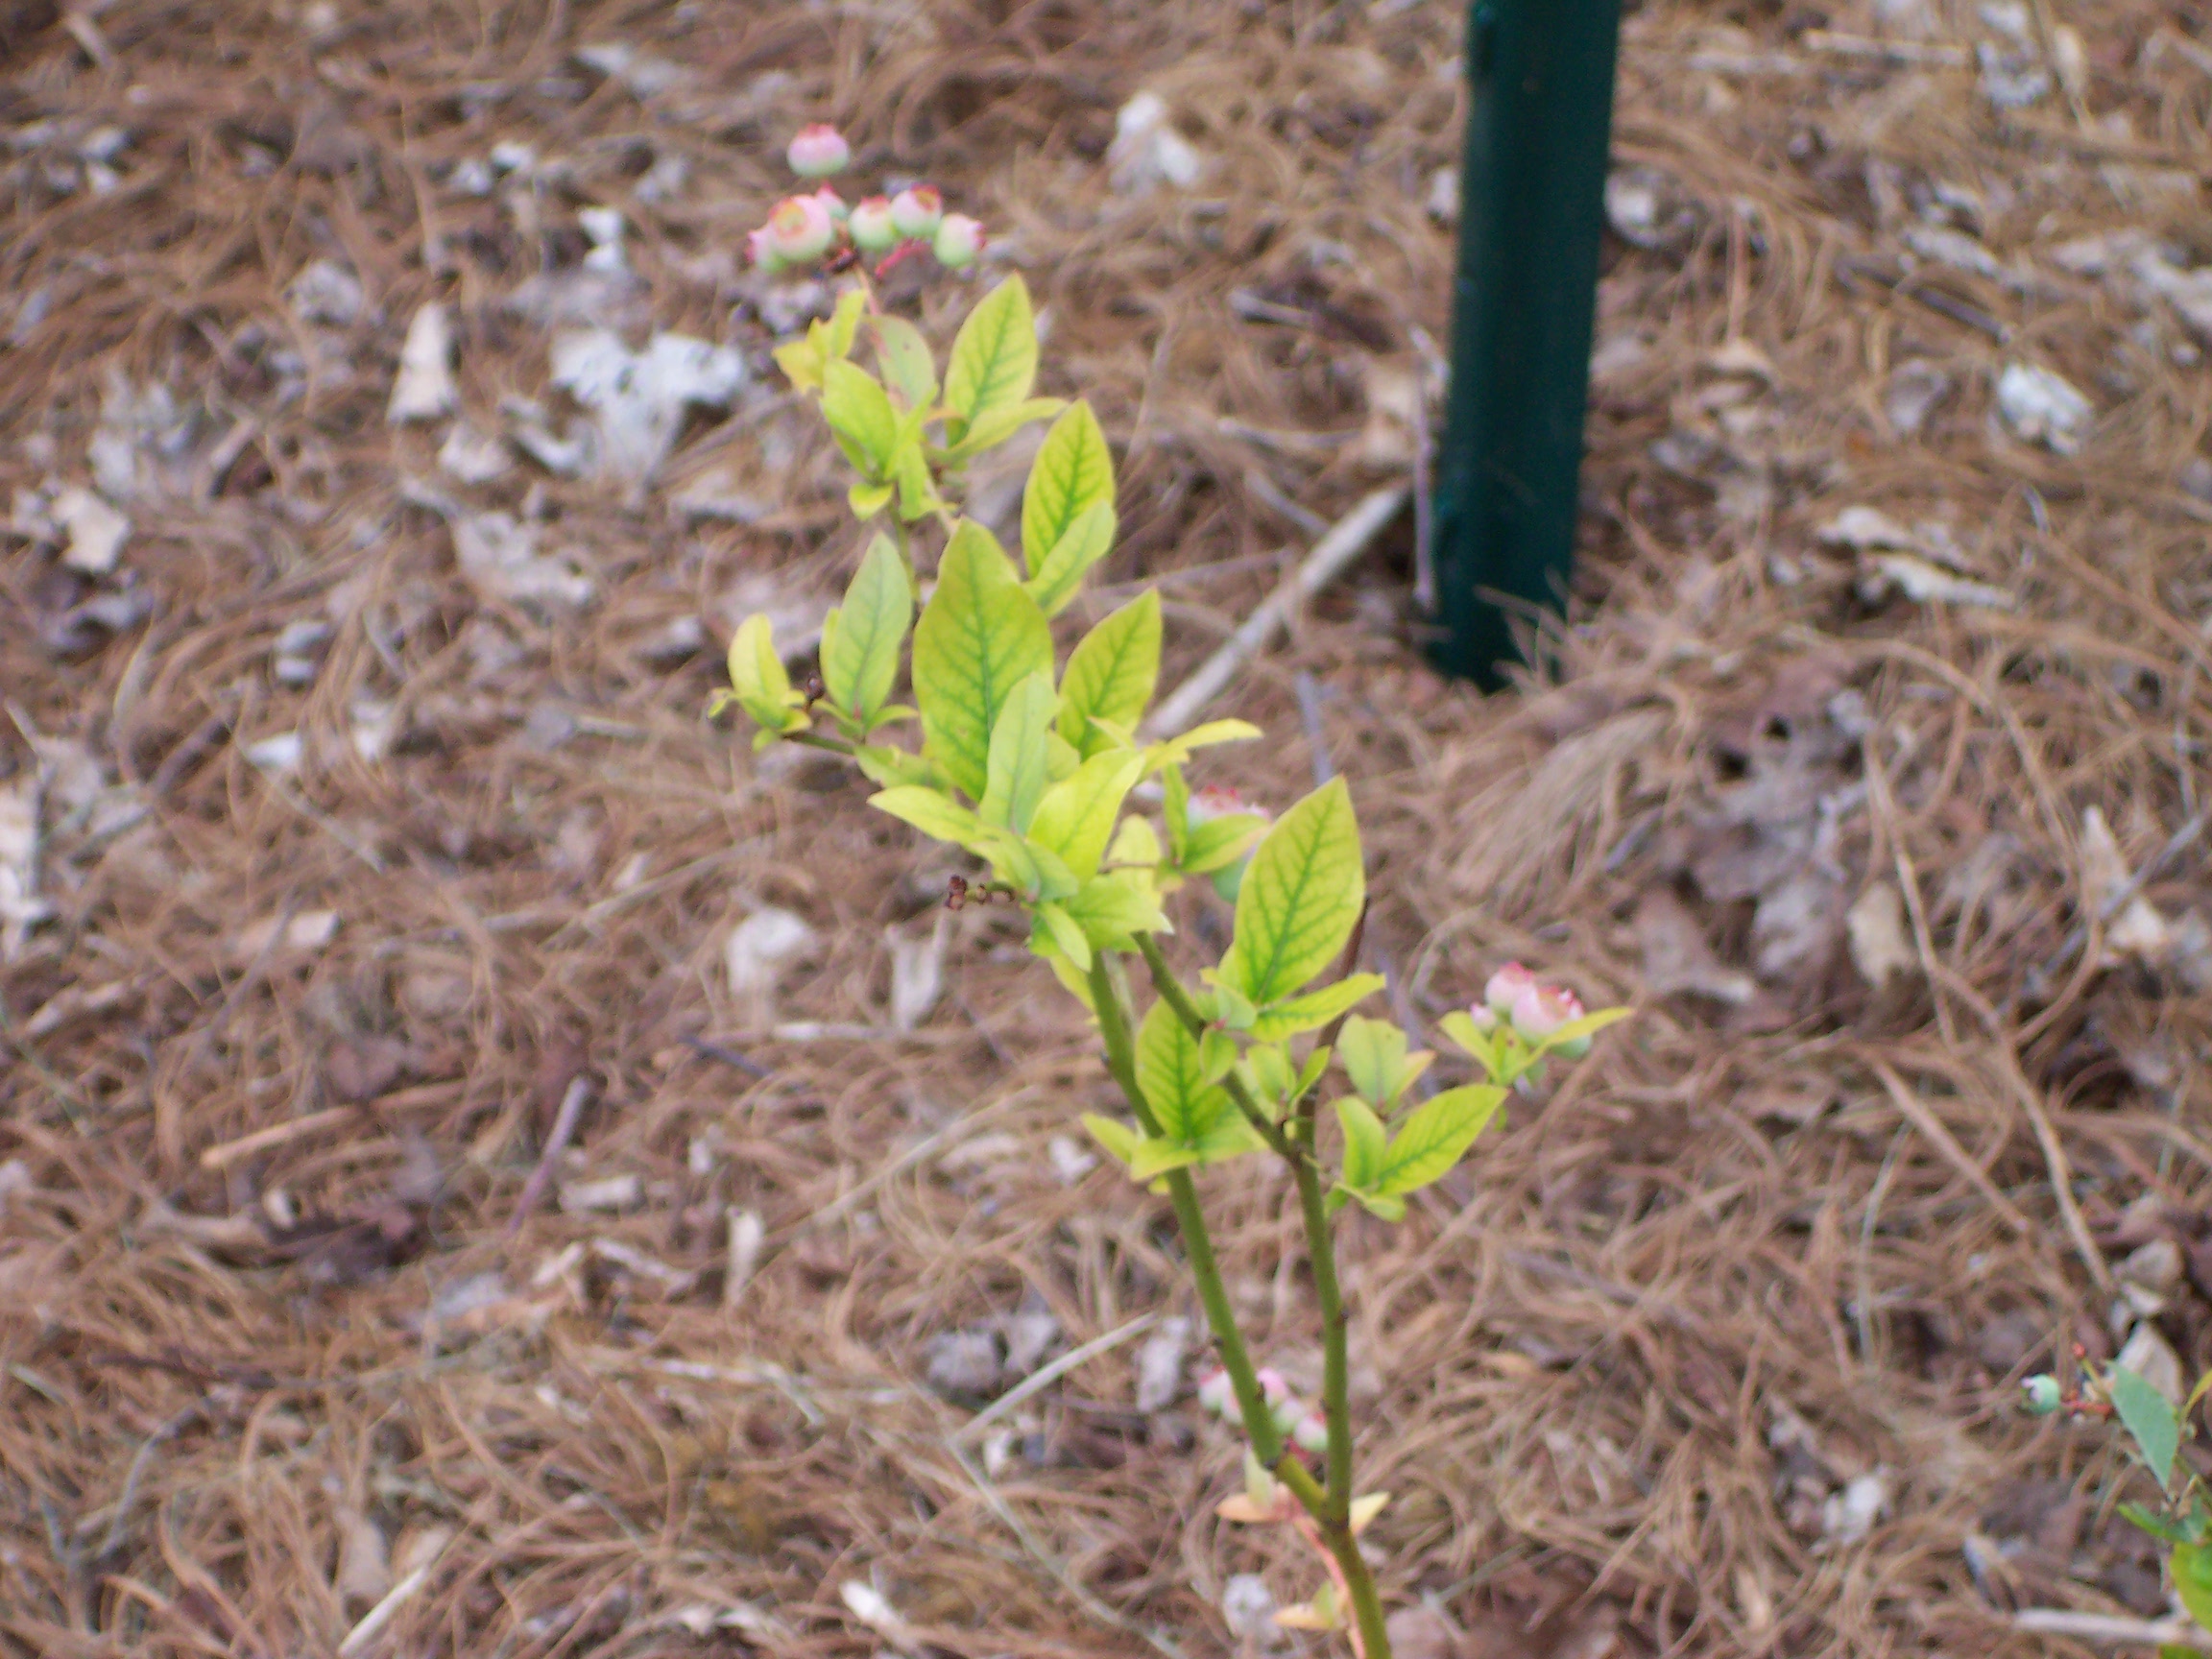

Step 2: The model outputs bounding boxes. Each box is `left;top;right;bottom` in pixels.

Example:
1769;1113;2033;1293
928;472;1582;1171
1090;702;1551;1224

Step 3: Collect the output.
712;258;1628;1658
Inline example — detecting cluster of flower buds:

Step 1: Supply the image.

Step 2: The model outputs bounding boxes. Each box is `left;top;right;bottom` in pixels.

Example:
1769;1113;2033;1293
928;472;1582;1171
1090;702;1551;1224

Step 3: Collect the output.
2018;1369;2115;1420
1196;1365;1332;1455
1464;962;1593;1058
746;124;987;278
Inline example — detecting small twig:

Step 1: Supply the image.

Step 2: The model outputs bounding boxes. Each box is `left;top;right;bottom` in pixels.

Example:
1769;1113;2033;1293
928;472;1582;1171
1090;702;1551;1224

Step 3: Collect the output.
1142;487;1407;737
954;1312;1159;1444
1294;672;1335;786
680;1033;775;1079
2012;1608;2212;1650
99;1402;205;1561
339;1548;448;1657
505;1075;591;1239
197;1106;359;1172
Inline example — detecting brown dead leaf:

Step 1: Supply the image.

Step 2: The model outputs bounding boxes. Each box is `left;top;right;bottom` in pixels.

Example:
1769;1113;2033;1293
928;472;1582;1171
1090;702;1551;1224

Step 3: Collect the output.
1635;889;1755;1003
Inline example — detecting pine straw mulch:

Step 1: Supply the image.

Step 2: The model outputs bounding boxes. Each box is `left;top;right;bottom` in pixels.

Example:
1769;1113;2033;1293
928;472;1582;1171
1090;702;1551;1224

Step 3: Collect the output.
5;0;2212;1655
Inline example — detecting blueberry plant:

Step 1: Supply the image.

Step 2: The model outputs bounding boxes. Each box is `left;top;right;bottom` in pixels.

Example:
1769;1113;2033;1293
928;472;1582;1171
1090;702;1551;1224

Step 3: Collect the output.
717;131;1627;1658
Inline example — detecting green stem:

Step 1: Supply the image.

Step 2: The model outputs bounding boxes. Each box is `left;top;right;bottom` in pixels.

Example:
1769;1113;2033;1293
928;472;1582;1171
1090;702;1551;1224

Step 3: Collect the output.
1294;1156;1355;1519
1087;951;1285;1467
784;730;856;757
1333;1526;1392;1659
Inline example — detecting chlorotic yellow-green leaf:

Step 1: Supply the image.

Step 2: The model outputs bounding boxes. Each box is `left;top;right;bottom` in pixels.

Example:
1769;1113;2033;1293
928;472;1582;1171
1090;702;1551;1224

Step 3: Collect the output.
869;784;986;849
1181;813;1268;876
726;613;805;734
1374;1083;1505;1198
1248;974;1384;1043
1128;1138;1206;1181
1058;590;1162;756
978;670;1059;832
772;333;825;395
892;434;942;522
1136;997;1234;1144
942;397;1066;462
1242;1044;1295;1107
821;286;868;367
911;520;1053;802
1035;901;1092;972
1106;813;1163;869
1081;1112;1142;1169
1191;1119;1267;1166
854;744;938;789
1023;500;1117;618
1029;750;1146;878
1141;719;1263;777
1334;1094;1388;1190
1531;1005;1635;1058
848;479;894;518
1046;732;1081;781
1064;867;1168;947
944;276;1039;438
1218;777;1365;1009
820;534;911;727
2174;1542;2212;1633
823;360;900;477
1337;1017;1404;1108
1022;401;1116;576
869;313;938;410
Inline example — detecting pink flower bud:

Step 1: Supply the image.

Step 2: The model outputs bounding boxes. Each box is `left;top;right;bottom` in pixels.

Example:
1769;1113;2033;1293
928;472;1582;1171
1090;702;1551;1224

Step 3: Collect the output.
744;227;785;276
1190;785;1267;826
850;196;898;253
888;184;943;240
1255;1366;1291;1405
1292;1407;1331;1455
1509;981;1589;1055
1463;1003;1499;1032
757;192;838;267
932;213;985;269
1196;1368;1235;1417
1484;962;1540;1017
812;184;850;223
785;124;850;179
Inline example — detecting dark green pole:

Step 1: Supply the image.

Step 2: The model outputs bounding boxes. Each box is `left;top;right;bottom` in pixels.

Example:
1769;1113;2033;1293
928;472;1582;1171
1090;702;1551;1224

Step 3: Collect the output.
1430;0;1623;687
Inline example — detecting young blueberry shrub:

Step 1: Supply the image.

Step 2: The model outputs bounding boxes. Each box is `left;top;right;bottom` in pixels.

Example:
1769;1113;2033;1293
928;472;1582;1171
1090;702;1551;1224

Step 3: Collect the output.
717;127;1628;1659
2020;1358;2212;1634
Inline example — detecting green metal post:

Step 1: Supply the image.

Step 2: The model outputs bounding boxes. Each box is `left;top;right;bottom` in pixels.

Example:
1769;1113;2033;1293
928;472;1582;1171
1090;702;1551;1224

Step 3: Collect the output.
1430;0;1623;687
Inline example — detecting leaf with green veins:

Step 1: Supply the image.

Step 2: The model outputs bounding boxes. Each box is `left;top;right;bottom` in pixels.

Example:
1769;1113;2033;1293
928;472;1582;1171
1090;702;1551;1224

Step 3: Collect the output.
823;360;900;477
1106;814;1162;870
2110;1365;2181;1490
1137;998;1235;1144
941;397;1066;461
978;670;1058;832
1064;868;1168;947
1035;901;1092;971
821;286;868;367
1022;401;1116;575
1334;1095;1388;1191
1023;500;1117;617
1059;591;1162;757
943;276;1039;439
1081;1112;1142;1169
868;785;985;849
1030;750;1146;878
910;519;1053;802
1163;763;1190;863
725;613;807;735
1140;719;1263;776
1218;778;1365;1009
2175;1541;2212;1632
854;744;938;789
1181;813;1268;876
1374;1084;1505;1199
1339;1016;1406;1108
820;534;910;727
1248;974;1384;1041
869;314;937;410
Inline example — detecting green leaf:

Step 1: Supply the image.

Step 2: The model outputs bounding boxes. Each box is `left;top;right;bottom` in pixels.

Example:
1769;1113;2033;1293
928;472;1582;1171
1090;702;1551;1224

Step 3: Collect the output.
1081;1112;1142;1169
1435;1009;1503;1080
1136;998;1235;1143
943;276;1039;439
1532;1006;1636;1058
1030;750;1146;878
848;479;894;518
1064;868;1168;947
854;744;938;789
2175;1541;2212;1633
941;397;1065;461
1248;974;1385;1042
1212;980;1258;1033
1339;1016;1407;1108
1375;1084;1505;1197
1023;501;1118;618
1334;1095;1388;1191
911;520;1053;802
821;286;868;367
1058;591;1162;757
1106;813;1162;869
869;785;985;849
823;360;900;478
892;434;943;522
1035;901;1092;971
820;535;911;727
978;671;1058;833
1182;813;1268;876
1218;778;1365;1010
1192;1119;1268;1166
2123;1503;2195;1546
1022;401;1116;576
1140;719;1263;776
870;314;938;410
1200;1027;1238;1085
725;613;806;734
1129;1138;1207;1181
2111;1365;2182;1490
1242;1044;1295;1108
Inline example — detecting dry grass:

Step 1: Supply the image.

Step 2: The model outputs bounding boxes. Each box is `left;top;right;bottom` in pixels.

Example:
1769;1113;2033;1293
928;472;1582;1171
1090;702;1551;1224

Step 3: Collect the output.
4;0;2212;1655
